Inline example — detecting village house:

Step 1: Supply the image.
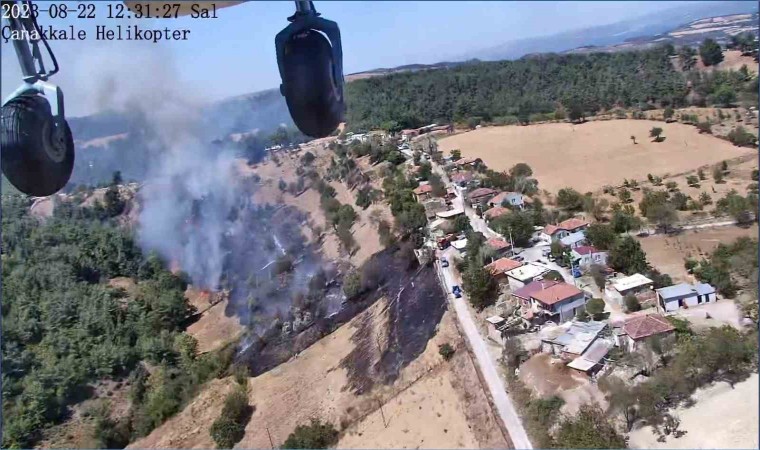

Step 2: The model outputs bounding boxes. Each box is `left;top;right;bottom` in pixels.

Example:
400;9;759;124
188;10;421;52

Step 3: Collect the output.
485;257;524;284
540;217;590;242
454;157;482;168
656;282;717;312
484;206;510;221
413;183;433;202
570;245;608;269
540;321;612;374
467;187;498;206
450;171;475;187
614;314;675;352
488;191;525;209
436;208;465;220
604;273;654;307
514;279;587;323
485;237;512;258
423;198;448;219
559;230;588;249
505;264;550;290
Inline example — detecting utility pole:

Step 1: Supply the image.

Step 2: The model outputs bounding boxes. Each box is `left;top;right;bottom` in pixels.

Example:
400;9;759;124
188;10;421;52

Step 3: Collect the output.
378;400;388;428
266;426;275;449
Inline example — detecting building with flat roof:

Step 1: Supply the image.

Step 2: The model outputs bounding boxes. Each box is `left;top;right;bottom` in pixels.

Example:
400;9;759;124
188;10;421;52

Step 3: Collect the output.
656;282;716;312
505;263;549;290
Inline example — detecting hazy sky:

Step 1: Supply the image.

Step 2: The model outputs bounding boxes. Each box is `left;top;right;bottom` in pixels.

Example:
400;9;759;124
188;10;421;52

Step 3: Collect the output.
1;1;705;116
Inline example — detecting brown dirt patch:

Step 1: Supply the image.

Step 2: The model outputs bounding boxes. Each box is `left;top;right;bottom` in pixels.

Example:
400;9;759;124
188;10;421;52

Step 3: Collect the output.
186;297;245;354
636;224;758;282
518;353;585;397
438;120;755;194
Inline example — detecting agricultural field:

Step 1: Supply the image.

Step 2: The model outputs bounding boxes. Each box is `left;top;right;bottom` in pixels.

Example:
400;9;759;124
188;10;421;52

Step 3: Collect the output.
636;223;758;282
438;119;756;194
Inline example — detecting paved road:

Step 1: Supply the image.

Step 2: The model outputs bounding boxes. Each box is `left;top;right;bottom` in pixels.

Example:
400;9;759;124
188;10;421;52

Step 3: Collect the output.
437;254;533;449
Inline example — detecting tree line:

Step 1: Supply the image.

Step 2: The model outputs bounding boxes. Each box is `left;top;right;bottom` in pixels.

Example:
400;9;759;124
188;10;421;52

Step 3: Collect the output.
1;194;236;448
346;47;687;130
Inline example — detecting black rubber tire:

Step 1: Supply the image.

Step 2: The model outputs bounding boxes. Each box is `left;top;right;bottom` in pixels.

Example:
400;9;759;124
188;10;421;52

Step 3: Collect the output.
282;30;344;138
1;94;74;196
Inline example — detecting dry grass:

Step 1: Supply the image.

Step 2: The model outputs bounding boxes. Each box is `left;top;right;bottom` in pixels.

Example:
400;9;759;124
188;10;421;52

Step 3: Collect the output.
127;302;508;449
636;224;758;282
628;373;759;449
438;120;756;194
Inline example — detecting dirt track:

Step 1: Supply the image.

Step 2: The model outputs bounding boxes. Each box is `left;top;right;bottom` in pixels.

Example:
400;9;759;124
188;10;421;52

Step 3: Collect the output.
438;120;755;193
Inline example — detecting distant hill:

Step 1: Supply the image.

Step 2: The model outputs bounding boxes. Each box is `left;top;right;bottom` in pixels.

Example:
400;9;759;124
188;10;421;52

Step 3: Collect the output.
567;13;759;55
460;1;758;61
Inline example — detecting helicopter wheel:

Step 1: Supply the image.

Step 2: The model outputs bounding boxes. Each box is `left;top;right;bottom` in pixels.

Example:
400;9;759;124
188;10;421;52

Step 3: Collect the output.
1;94;74;196
281;30;344;138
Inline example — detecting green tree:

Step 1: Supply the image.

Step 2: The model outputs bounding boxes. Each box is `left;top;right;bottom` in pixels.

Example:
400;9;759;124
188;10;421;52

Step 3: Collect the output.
556;188;584;211
624;294;642;312
699;38;724;67
450;149;462;160
647;202;678;232
554;404;626;449
663;106;674;119
711;84;736;107
438;343;456;361
462;263;497;310
650;127;664;142
490;211;534;247
282;418;339;449
609;236;649;274
585;223;618;251
210;386;251;449
585;298;606;320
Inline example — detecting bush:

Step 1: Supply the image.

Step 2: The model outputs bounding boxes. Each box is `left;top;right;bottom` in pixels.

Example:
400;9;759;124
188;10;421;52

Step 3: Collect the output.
696;121;712;134
210;386;251;449
438;343;456;361
554;404;626;448
712;165;724;183
282;418;339;449
342;270;362;299
727;126;757;148
585;298;606;320
624;294;642;312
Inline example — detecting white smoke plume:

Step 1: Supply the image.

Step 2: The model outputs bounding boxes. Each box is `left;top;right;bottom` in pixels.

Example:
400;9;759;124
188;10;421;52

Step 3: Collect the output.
80;42;242;290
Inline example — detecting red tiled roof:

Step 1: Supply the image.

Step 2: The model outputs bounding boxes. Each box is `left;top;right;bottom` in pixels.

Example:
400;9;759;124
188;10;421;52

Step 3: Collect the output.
512;280;561;300
531;282;584;306
573;245;600;255
623;314;675;340
451;172;474;183
455;157;478;166
489;192;508;205
486;258;523;275
558;218;590;231
486;237;511;251
484;206;510;220
468;187;497;199
413;184;433;195
543;224;560;236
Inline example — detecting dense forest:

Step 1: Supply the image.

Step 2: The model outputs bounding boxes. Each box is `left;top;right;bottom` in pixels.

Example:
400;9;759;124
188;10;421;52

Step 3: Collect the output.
346;47;688;130
1;195;233;448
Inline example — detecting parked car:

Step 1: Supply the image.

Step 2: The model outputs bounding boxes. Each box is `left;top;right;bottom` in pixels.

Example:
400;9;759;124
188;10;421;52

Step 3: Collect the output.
441;257;449;268
513;255;524;262
452;285;462;298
